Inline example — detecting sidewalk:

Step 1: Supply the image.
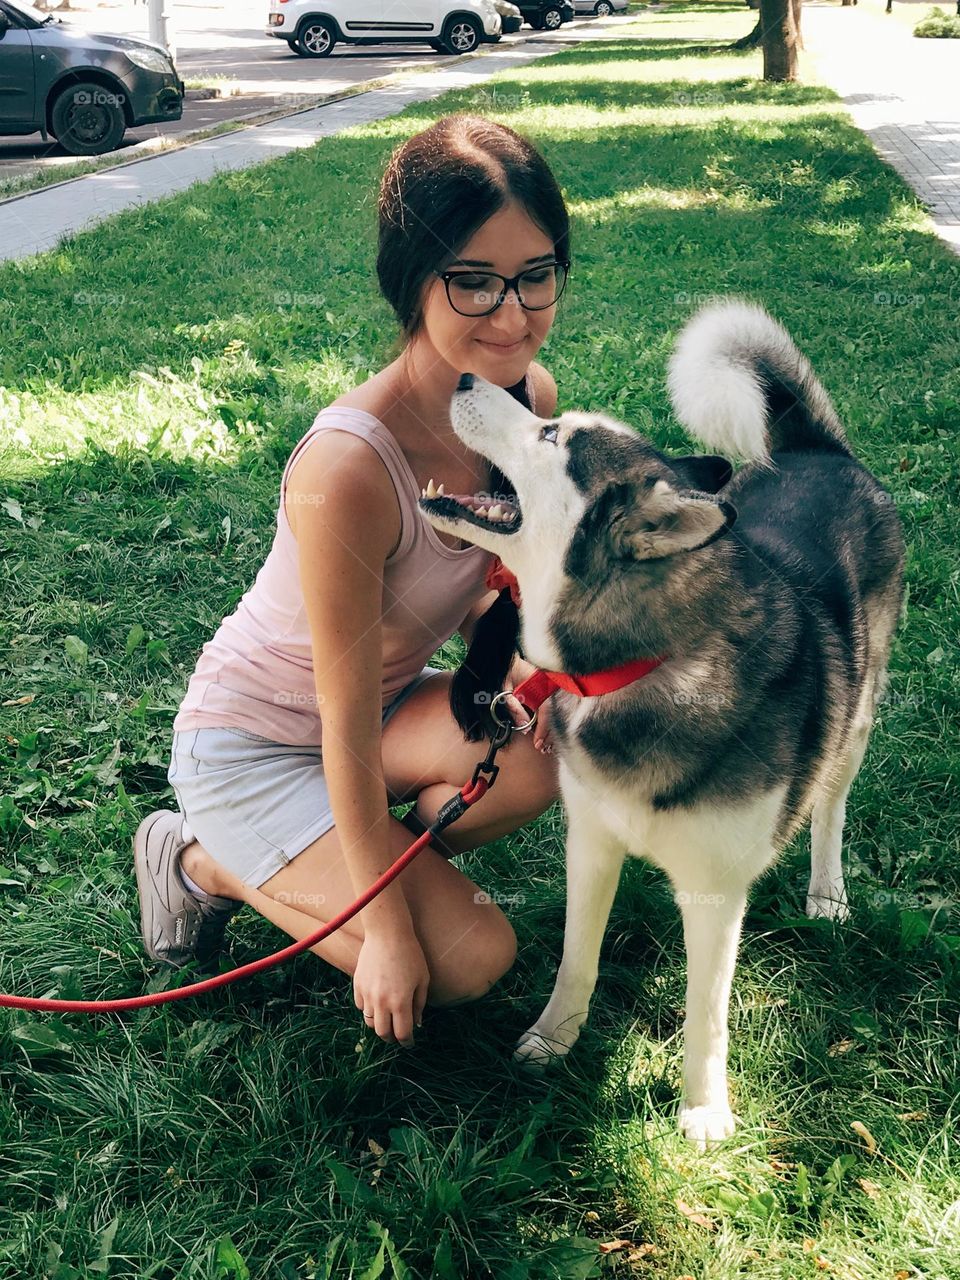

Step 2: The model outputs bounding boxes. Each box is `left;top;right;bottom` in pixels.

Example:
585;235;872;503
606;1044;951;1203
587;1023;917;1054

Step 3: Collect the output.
802;0;960;254
0;20;633;264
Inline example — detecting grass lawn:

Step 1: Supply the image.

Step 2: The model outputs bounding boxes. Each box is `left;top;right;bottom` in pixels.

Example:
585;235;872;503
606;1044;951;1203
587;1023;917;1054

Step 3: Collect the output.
1;3;959;1275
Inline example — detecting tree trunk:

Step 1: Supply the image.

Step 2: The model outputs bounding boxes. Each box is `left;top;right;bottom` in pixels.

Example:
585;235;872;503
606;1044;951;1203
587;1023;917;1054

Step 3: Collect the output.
732;18;762;46
759;0;798;81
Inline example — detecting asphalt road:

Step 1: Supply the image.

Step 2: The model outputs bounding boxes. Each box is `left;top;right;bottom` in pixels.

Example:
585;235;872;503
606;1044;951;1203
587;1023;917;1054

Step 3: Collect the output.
0;1;619;181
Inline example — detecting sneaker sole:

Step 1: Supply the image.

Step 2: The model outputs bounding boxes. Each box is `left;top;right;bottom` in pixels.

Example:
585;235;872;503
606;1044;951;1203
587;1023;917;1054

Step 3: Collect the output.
133;810;183;969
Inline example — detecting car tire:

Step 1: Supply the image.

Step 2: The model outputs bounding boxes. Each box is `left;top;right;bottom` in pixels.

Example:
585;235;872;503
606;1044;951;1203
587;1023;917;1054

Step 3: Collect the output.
542;6;563;28
595;0;613;13
440;16;481;53
296;18;336;56
50;80;126;156
283;36;300;52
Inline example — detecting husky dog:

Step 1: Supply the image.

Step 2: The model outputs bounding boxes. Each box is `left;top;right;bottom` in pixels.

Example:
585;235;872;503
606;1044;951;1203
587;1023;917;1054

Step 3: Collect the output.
418;300;905;1146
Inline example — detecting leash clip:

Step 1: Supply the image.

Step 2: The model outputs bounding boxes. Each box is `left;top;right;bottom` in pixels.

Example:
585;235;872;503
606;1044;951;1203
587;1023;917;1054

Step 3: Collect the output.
470;718;512;789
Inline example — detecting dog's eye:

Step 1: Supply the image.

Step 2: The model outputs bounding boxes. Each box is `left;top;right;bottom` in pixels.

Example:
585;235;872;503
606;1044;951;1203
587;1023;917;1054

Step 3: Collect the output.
539;423;559;444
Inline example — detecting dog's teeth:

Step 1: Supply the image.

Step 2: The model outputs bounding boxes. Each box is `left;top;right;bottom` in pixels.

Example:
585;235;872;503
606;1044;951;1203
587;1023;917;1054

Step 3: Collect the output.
476;506;489;518
489;504;504;520
421;487;427;498
426;478;437;498
436;482;445;495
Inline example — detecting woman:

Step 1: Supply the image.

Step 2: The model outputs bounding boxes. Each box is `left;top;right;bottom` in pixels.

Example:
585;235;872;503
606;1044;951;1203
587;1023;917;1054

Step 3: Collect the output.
134;113;569;1051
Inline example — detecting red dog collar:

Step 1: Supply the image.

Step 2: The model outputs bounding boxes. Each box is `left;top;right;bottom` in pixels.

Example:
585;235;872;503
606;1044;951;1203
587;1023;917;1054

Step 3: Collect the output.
484;556;667;713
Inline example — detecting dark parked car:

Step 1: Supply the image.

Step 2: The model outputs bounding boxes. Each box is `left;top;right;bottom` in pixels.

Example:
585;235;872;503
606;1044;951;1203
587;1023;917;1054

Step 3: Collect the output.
514;0;574;28
0;0;183;156
492;0;523;33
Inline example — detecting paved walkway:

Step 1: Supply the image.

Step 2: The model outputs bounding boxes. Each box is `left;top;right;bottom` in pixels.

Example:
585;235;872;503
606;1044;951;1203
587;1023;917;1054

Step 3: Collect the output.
802;0;960;254
0;19;631;263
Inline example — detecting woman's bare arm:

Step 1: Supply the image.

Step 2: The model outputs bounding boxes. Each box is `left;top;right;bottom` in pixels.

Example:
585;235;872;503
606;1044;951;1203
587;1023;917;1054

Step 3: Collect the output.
287;431;413;938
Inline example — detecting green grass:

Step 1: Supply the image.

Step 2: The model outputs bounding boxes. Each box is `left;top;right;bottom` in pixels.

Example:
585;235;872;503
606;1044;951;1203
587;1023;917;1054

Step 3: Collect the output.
2;4;960;1276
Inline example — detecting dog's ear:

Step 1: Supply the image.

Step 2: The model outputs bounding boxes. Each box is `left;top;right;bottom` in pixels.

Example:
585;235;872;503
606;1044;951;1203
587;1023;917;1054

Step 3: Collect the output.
669;454;733;494
606;477;737;562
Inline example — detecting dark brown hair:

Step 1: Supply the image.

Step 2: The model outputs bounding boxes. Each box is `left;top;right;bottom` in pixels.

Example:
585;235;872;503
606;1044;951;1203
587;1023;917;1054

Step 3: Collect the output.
377;113;570;349
376;114;571;741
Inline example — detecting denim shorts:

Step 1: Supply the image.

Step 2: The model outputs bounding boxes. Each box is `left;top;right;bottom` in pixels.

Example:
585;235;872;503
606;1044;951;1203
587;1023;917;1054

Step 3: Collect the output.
167;665;447;890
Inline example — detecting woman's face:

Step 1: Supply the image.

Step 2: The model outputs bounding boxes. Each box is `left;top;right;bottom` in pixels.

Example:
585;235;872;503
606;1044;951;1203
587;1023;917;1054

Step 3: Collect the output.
417;201;560;385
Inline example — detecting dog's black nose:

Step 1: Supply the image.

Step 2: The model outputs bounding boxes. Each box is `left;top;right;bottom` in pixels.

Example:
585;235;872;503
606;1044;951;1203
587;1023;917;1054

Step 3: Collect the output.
457;373;475;392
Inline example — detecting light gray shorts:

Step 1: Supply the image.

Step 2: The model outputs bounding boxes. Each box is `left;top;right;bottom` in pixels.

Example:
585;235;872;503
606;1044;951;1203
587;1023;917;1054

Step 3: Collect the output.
167;665;447;890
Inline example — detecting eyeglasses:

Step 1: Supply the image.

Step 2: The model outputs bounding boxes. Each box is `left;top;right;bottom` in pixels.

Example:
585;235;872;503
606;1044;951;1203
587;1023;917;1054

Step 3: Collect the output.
435;259;570;317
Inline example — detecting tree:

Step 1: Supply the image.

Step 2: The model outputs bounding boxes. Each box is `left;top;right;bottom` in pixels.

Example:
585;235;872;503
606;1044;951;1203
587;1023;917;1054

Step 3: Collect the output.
733;0;801;81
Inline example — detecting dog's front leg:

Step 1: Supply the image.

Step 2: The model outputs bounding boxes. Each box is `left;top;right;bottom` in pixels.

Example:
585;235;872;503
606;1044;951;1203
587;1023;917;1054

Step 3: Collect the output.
514;776;626;1070
673;881;748;1148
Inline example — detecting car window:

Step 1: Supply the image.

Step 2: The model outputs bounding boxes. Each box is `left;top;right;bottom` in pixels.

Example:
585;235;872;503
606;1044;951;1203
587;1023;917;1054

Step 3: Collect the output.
1;0;46;25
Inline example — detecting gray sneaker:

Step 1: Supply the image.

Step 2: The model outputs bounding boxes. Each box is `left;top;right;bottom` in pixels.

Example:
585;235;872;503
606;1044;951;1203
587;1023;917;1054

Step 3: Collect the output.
134;809;243;970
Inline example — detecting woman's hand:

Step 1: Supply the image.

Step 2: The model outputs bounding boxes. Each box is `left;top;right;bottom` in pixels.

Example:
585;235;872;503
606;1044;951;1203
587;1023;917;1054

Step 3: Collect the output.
354;927;431;1047
502;656;554;754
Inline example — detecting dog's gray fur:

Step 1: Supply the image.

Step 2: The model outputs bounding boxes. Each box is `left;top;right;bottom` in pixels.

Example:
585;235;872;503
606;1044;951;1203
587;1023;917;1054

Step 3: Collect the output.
419;299;905;1146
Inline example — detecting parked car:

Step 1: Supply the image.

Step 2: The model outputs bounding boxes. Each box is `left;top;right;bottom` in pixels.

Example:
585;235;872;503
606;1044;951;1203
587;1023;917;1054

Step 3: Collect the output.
0;0;183;156
513;1;574;30
492;0;523;34
572;0;627;14
266;0;502;57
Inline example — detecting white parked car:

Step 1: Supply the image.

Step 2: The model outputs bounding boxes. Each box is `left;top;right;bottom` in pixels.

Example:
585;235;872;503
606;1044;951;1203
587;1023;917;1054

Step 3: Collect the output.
572;0;627;13
266;0;502;56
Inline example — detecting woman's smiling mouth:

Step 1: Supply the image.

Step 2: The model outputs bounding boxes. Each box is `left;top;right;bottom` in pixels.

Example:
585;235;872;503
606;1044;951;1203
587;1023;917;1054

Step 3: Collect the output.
475;336;528;353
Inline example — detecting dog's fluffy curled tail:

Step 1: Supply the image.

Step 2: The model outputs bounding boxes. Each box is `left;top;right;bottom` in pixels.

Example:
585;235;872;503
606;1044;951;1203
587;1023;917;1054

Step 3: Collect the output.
667;299;851;464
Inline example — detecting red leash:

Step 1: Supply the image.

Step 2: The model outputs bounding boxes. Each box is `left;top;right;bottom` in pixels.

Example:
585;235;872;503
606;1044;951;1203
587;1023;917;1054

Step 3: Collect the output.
0;558;664;1015
0;731;511;1014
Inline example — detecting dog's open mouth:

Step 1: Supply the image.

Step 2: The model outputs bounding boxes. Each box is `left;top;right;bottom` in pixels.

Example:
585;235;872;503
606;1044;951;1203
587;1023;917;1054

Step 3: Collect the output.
417;479;522;534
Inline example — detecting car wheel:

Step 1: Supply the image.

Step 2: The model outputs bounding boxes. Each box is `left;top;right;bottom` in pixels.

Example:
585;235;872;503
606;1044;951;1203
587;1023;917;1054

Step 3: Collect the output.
296;19;336;56
50;80;126;156
440;16;480;53
284;37;300;52
542;7;563;28
595;0;613;13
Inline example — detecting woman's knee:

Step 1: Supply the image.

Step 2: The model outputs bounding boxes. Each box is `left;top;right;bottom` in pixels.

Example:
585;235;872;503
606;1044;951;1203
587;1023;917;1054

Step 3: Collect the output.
426;908;518;1007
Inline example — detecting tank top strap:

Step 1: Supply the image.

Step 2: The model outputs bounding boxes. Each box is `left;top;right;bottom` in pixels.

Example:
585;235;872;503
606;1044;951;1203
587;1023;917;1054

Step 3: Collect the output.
279;408;417;563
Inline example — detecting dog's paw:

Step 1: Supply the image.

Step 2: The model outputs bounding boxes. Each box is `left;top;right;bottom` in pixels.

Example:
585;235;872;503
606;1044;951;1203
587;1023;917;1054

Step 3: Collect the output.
513;1028;571;1072
678;1102;737;1149
805;890;850;922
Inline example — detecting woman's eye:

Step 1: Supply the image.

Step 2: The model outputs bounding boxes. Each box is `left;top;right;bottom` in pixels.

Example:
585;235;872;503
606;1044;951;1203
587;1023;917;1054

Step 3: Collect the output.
450;274;492;291
539;424;559;443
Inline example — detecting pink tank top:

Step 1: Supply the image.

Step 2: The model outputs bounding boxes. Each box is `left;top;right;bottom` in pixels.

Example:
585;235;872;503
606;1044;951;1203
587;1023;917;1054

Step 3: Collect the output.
172;371;535;746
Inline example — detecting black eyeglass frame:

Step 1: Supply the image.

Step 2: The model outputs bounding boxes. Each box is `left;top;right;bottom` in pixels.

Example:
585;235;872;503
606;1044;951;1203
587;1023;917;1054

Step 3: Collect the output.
434;259;571;317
